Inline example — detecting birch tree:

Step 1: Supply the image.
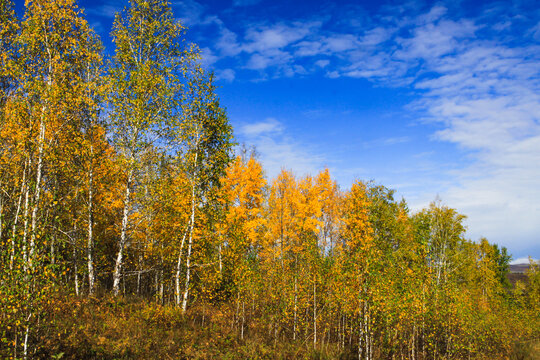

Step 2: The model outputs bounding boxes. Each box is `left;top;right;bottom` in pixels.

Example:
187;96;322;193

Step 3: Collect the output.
178;71;233;312
107;0;199;296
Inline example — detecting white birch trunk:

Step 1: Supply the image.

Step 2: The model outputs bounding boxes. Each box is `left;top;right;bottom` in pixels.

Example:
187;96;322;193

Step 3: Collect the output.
0;191;3;249
50;232;56;265
181;165;197;313
218;242;222;274
10;159;28;270
159;270;164;304
313;279;317;346
293;274;297;341
87;144;95;295
73;245;79;296
241;301;245;340
29;117;46;270
113;169;132;296
21;176;30;272
175;227;188;306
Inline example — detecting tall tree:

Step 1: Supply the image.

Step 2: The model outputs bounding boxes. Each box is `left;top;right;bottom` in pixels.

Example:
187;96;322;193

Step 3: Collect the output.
107;0;199;296
178;71;233;312
219;154;266;329
336;180;376;360
0;0;18;107
1;0;103;355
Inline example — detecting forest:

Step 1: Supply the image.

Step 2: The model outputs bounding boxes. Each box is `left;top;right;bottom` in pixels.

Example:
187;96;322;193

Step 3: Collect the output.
0;0;539;359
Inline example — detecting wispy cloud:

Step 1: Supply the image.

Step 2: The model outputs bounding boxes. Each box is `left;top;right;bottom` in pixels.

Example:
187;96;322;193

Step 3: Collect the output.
239;118;283;137
363;136;411;148
199;47;219;67
86;3;119;18
173;0;223;28
238;119;326;179
215;28;243;56
385;10;540;250
215;68;235;82
182;1;540;254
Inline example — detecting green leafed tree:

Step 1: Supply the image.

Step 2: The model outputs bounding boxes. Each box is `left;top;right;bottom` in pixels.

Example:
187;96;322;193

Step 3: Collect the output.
177;71;233;312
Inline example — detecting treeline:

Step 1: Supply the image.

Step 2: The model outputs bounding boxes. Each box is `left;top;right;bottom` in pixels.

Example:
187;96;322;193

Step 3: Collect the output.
0;0;539;359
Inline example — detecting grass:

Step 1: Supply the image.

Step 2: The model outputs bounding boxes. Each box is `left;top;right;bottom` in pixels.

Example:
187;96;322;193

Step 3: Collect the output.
12;293;539;359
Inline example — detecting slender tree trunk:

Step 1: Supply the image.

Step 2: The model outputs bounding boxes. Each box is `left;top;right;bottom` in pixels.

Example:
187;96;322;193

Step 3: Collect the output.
22;175;30;271
218;242;222;274
241;300;245;340
137;260;141;295
10;158;28;270
422;284;426;359
313;278;317;347
113;168;132;296
341;313;345;349
0;191;4;252
175;227;188;306
23;312;32;360
358;321;363;360
364;302;369;360
87;143;95;295
293;274;297;341
412;324;416;360
73;244;79;296
181;162;197;313
233;293;240;331
29;117;46;270
159;270;164;304
337;313;341;349
154;271;158;302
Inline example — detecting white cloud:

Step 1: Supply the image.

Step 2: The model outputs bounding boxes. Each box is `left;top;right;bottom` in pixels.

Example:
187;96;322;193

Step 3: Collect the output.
314;59;330;68
359;27;394;46
295;40;323;57
239;118;283;137
173;0;205;26
511;257;539;265
363;136;411;148
245;50;290;70
238;119;326;180
243;22;320;53
86;4;118;18
370;7;540;254
530;22;540;40
181;1;540;256
199;47;219;67
215;28;243;56
173;0;223;27
395;20;477;62
323;34;359;52
215;68;235;82
415;5;447;25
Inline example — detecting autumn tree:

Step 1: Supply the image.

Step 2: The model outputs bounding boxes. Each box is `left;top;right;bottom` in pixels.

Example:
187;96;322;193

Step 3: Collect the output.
1;0;103;355
107;0;200;296
336;180;376;359
218;154;266;336
176;71;233;312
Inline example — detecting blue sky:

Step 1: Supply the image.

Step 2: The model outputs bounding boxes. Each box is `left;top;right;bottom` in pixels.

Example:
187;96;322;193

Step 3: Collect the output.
15;0;540;262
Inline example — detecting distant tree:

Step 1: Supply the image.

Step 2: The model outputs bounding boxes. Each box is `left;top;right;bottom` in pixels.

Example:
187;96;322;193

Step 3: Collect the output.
491;243;512;290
